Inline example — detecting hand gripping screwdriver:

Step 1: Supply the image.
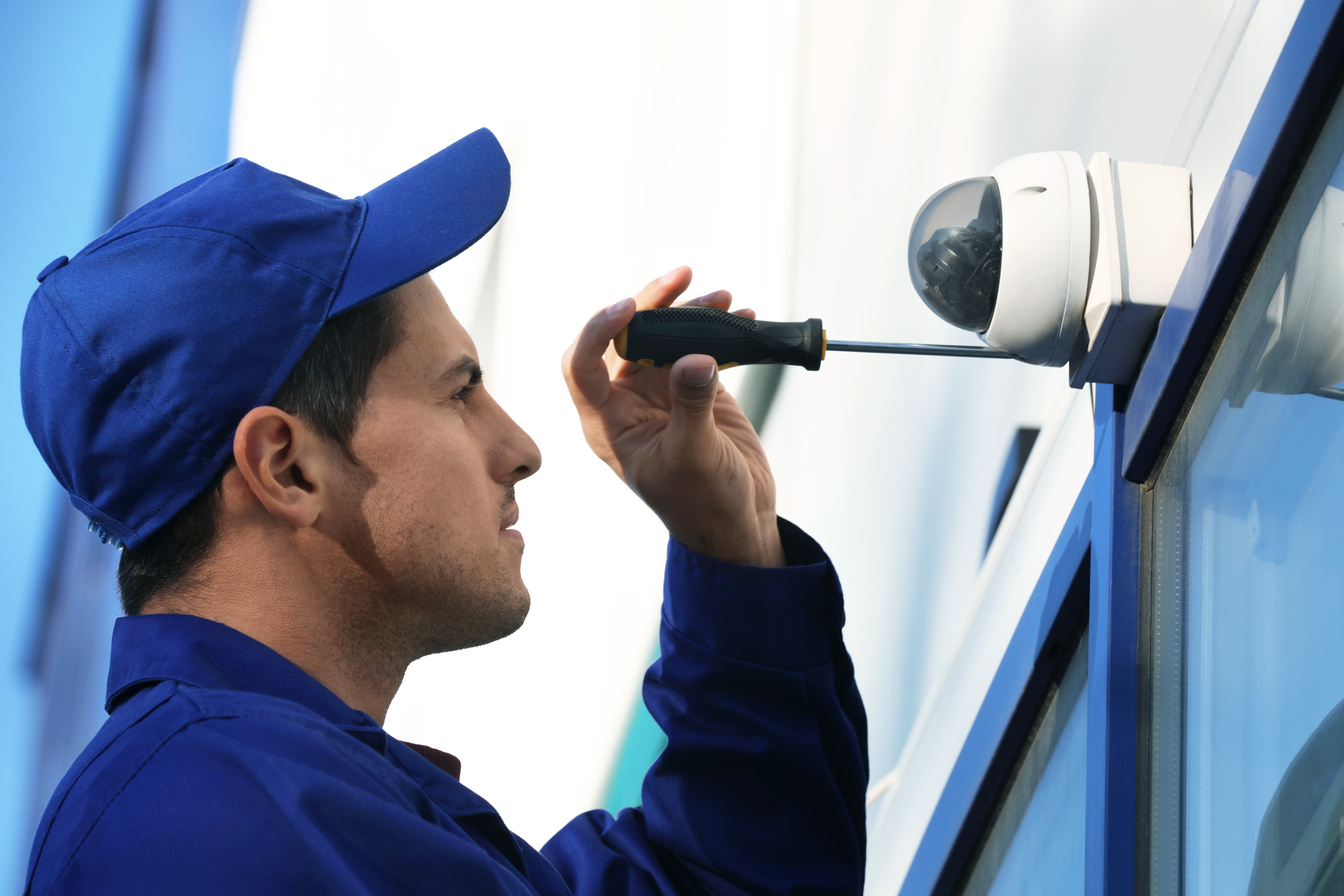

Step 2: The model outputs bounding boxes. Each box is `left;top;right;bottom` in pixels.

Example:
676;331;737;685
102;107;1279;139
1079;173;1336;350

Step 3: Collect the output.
614;306;1012;370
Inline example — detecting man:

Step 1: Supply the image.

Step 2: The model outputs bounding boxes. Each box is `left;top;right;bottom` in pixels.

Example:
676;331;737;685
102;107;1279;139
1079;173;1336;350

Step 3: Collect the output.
21;129;867;894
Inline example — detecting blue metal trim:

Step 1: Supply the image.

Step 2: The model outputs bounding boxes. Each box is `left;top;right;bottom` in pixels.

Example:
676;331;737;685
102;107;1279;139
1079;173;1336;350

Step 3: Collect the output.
1122;0;1344;483
1085;385;1141;896
898;478;1093;896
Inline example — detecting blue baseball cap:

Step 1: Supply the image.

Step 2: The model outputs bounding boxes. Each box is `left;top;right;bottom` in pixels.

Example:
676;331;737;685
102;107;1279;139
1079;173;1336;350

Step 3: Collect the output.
21;127;510;550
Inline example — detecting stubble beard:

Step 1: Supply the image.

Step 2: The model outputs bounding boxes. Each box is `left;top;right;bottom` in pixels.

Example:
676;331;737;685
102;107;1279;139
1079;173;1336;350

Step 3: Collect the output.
402;536;531;658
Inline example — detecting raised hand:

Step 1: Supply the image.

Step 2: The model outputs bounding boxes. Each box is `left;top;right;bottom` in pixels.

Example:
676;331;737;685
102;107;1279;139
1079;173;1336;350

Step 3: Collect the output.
561;266;785;567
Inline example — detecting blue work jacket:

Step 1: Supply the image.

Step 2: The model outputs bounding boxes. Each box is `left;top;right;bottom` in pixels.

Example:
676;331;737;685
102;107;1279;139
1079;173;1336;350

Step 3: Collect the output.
26;522;867;895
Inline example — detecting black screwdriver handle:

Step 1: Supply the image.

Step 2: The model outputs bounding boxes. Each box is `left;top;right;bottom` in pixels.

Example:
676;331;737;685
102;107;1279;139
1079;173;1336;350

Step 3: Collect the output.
615;307;826;371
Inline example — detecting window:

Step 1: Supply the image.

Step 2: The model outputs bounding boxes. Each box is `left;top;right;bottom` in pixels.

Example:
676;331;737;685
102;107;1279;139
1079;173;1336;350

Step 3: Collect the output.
960;633;1088;896
1148;90;1344;896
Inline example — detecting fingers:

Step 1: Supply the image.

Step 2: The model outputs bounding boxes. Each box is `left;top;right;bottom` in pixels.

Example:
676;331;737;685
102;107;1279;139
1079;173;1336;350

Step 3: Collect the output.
672;288;754;321
562;297;635;408
629;267;735;312
674;288;733;311
564;267;747;407
665;353;722;459
634;266;694;310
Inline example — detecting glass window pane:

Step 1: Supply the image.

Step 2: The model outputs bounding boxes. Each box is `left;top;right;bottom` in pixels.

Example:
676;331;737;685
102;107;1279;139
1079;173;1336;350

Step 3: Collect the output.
959;635;1088;896
1150;94;1344;896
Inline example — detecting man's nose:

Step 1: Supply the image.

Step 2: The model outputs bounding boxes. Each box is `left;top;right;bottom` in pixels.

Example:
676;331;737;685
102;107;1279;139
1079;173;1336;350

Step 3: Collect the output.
492;401;541;484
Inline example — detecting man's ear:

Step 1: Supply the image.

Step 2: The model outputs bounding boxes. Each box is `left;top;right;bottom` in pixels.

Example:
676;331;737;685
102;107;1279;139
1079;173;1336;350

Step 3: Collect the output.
232;406;331;529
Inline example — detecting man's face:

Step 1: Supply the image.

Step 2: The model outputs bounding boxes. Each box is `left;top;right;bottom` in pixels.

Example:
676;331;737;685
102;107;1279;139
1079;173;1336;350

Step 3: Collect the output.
322;275;541;655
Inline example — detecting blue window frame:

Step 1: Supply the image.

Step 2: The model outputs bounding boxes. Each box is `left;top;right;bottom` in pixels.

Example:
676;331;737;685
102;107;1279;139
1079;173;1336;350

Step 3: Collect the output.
900;382;1140;896
897;460;1092;895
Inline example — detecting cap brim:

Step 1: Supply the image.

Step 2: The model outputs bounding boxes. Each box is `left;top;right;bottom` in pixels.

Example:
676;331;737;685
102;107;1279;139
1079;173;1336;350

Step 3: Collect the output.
331;127;510;316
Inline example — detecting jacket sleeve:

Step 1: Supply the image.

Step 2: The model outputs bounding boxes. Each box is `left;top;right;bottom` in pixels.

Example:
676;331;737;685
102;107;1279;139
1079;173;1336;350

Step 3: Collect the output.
541;519;869;896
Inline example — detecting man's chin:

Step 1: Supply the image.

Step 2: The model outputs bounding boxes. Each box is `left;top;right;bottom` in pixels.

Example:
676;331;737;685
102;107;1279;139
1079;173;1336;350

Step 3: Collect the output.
493;593;530;641
425;590;530;655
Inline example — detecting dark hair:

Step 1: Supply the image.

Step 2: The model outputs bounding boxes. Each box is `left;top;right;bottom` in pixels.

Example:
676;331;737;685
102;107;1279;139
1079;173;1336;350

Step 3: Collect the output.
115;288;407;615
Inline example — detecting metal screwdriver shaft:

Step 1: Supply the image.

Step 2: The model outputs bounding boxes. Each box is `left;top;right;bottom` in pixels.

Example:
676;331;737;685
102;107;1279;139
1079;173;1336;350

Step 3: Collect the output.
825;340;1012;359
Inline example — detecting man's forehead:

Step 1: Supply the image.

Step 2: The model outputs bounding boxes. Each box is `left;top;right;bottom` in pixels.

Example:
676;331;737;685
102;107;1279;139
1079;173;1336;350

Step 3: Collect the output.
388;277;480;374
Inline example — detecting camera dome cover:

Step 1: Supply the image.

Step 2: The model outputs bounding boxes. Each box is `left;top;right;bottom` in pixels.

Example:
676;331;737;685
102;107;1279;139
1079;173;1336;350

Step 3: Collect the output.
908;177;1003;333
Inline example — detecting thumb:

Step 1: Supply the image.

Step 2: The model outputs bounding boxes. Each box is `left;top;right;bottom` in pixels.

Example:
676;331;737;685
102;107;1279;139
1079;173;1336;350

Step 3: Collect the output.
666;354;720;447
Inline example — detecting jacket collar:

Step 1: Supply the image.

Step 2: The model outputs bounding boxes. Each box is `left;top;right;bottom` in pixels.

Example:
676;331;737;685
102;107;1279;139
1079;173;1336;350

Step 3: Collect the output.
104;614;502;828
105;613;370;729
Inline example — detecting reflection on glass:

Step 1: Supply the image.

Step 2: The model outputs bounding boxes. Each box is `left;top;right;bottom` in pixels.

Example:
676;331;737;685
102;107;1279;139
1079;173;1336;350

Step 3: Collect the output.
1235;174;1344;402
1149;142;1344;895
959;636;1087;896
1248;699;1344;895
1182;391;1344;896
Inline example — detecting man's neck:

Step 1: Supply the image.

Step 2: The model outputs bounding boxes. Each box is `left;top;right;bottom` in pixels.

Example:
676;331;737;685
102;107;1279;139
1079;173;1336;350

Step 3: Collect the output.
141;535;409;726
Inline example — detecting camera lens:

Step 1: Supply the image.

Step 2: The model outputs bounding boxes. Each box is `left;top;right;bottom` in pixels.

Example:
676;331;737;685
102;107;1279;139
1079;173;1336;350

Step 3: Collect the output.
908;177;1003;332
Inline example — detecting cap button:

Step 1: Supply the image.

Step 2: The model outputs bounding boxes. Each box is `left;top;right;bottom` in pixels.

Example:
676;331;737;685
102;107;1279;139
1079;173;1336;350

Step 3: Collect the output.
37;256;69;283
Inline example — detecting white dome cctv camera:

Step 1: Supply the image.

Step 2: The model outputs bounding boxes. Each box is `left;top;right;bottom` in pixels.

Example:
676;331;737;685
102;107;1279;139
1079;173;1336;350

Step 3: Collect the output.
909;151;1193;386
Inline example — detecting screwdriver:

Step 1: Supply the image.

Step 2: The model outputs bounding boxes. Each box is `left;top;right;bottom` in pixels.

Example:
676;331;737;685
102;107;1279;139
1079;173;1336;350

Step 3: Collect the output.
614;306;1013;371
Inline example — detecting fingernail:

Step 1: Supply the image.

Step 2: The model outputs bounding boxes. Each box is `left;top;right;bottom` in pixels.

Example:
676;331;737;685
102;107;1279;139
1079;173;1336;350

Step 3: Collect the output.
604;297;634;316
659;266;683;284
684;363;716;386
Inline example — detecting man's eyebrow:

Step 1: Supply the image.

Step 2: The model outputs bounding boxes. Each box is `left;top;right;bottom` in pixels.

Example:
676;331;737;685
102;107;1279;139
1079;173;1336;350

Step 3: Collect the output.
436;356;483;387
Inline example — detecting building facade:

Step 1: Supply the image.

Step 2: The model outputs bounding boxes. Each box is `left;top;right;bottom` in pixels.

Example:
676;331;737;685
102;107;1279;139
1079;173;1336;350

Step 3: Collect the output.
866;1;1344;891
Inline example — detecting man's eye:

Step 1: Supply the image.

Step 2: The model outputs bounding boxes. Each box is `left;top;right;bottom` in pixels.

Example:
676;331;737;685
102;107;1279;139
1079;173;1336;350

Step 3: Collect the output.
452;384;478;404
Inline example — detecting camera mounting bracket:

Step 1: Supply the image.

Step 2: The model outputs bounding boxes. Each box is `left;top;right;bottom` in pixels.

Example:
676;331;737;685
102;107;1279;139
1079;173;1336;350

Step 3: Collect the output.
1068;153;1193;387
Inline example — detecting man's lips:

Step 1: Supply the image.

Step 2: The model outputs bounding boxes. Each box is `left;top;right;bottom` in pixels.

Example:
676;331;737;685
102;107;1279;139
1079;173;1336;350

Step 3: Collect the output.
499;488;522;546
500;502;522;547
501;522;524;548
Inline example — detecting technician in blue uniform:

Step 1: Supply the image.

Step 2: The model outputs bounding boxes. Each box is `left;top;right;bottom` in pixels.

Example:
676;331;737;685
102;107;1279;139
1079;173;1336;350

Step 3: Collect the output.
20;129;868;895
